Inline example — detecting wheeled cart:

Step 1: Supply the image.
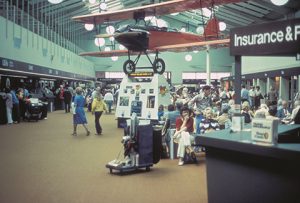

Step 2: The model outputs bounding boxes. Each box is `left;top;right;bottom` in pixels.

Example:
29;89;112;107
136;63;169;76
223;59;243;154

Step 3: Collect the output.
106;114;161;175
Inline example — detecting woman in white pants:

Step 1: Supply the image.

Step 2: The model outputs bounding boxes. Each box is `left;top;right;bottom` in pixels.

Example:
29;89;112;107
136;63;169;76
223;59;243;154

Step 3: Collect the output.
173;106;194;166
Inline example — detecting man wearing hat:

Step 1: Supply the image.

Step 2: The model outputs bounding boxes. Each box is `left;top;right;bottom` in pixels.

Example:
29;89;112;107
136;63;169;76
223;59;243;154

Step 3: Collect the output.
188;85;213;134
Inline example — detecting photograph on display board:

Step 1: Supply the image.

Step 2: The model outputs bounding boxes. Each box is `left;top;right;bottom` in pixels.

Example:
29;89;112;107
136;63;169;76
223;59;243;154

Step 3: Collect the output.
119;96;129;106
131;101;142;116
147;96;155;108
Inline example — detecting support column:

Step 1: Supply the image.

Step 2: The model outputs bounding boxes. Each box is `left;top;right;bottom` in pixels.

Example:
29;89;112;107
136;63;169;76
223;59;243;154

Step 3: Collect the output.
279;77;289;101
258;79;267;97
234;55;241;104
206;45;211;85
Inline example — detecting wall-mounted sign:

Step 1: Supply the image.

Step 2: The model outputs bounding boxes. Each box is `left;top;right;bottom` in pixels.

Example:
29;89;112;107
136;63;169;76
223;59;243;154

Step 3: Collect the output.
230;18;300;56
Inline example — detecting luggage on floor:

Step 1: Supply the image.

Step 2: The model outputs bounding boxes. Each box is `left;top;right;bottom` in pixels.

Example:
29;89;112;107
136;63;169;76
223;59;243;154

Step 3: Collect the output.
24;98;43;121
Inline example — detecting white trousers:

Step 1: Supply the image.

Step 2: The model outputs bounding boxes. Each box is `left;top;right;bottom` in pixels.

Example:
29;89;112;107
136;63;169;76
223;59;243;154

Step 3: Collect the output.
177;131;192;158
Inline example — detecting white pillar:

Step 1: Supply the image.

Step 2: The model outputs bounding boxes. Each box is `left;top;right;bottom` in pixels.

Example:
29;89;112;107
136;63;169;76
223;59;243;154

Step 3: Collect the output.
206;45;211;85
279;76;289;101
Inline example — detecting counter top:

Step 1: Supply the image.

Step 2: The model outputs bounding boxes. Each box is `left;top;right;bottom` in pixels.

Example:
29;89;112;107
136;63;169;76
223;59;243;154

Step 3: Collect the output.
195;124;300;161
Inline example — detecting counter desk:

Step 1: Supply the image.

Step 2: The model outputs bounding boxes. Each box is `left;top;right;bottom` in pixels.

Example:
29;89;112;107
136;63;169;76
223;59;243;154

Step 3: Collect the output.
195;124;300;203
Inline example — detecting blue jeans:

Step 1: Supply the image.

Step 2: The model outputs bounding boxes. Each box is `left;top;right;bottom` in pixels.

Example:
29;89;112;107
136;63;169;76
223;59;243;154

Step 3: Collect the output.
195;114;204;134
105;100;113;113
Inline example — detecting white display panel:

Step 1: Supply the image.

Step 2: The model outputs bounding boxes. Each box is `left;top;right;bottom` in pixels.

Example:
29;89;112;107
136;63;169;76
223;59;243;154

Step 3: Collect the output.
115;74;172;120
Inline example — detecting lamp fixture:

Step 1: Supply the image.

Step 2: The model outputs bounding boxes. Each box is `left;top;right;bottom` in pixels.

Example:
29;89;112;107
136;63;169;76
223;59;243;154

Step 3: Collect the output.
219;22;226;31
84;23;94;31
185;54;192;62
94;38;105;47
106;25;115;34
202;8;211;18
88;0;96;4
196;25;204;34
100;2;107;10
48;0;63;4
270;0;289;6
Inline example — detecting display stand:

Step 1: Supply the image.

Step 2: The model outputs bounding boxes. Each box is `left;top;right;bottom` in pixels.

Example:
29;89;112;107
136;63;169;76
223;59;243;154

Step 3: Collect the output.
115;73;172;121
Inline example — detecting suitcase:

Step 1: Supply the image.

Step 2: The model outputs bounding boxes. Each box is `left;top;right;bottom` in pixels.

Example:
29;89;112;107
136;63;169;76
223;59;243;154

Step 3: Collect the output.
137;124;153;166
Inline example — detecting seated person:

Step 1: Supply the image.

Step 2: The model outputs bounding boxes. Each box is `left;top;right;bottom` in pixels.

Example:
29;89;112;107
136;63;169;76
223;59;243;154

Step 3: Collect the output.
200;107;220;134
173;106;194;166
283;100;300;124
241;101;254;124
216;104;231;129
276;100;291;120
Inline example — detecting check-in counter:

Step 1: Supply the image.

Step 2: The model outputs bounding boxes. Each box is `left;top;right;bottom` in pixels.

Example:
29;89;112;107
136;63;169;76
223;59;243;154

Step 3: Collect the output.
195;124;300;203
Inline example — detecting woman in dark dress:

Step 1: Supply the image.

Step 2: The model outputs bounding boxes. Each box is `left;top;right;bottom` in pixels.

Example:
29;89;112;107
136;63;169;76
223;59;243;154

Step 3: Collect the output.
72;87;90;136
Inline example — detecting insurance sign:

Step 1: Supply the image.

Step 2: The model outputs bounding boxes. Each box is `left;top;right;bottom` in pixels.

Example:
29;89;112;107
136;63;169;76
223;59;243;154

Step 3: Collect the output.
230;18;300;56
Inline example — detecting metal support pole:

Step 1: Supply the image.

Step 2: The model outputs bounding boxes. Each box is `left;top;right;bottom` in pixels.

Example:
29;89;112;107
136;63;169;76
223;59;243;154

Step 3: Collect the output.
234;55;242;104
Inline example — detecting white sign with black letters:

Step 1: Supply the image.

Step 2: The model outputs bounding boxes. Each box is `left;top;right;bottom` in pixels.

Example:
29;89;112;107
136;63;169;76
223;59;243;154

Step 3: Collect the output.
251;119;278;144
230;18;300;56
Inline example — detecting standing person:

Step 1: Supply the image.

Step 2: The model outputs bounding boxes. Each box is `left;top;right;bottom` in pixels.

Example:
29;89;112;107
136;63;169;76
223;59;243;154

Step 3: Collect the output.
72;87;90;136
3;88;13;124
241;84;249;104
248;86;256;109
103;90;114;114
157;104;164;121
92;87;102;101
56;85;65;110
188;85;212;134
91;93;107;135
11;88;20;123
255;86;264;110
63;85;72;113
266;86;278;106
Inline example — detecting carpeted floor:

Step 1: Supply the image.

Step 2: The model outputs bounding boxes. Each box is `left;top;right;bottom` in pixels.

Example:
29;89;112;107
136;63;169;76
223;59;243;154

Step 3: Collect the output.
0;110;208;203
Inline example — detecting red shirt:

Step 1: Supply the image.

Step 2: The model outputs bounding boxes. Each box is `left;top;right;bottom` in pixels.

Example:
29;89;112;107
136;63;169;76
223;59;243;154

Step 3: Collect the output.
175;117;194;133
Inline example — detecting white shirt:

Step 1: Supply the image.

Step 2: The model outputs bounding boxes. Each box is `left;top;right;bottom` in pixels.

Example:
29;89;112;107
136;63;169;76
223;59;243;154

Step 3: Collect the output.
104;92;114;101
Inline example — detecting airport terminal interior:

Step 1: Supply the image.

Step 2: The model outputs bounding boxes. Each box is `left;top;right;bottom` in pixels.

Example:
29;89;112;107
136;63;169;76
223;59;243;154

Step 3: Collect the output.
0;0;300;202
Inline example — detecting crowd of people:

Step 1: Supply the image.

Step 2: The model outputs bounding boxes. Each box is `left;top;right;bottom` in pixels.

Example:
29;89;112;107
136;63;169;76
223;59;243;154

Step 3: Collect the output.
160;84;300;166
2;81;300;167
0;83;118;137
